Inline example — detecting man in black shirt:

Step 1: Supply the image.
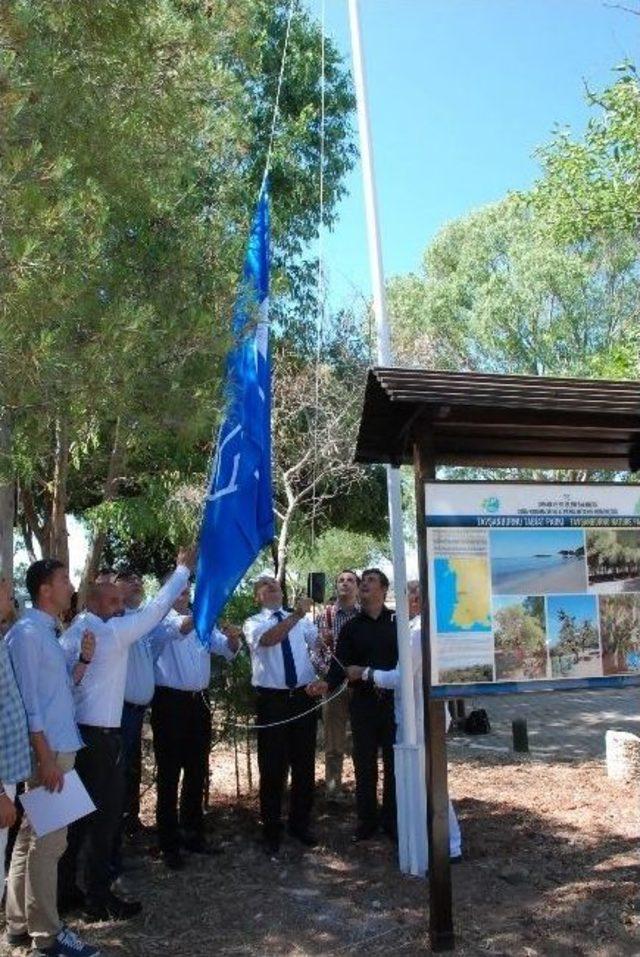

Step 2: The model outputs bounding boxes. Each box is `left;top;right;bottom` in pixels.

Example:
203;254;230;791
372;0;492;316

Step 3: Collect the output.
328;568;398;842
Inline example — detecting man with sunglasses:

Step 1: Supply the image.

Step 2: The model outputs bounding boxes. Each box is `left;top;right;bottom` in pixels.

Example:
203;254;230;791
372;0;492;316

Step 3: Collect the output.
316;570;360;804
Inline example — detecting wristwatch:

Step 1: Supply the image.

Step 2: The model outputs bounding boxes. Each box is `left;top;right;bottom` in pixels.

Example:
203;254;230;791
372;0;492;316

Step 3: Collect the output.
362;667;373;684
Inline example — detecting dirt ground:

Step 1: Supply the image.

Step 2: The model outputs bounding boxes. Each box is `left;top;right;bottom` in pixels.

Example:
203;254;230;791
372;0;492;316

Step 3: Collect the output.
2;735;639;957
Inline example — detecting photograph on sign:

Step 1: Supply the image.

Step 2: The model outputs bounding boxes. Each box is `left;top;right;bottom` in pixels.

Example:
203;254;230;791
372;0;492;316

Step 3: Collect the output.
425;483;640;696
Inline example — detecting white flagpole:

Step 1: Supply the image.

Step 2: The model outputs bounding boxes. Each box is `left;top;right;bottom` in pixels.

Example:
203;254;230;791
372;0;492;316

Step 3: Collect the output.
347;0;423;876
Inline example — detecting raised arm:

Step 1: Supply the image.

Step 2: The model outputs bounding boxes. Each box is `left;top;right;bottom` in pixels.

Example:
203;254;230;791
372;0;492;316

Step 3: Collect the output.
109;547;195;649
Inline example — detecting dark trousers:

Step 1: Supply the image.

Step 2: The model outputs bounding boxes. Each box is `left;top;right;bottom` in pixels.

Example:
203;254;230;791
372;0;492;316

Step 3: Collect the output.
110;701;146;876
151;686;212;853
59;726;125;906
350;692;397;831
121;702;145;822
255;687;318;840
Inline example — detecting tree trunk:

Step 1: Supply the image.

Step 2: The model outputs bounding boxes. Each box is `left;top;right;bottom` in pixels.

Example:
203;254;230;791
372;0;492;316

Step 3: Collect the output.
48;418;70;564
0;413;14;583
276;506;293;603
78;418;123;605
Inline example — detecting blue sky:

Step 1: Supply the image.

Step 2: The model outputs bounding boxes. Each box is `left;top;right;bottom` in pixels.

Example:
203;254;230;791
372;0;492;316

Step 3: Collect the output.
546;594;599;644
489;529;585;560
304;0;637;310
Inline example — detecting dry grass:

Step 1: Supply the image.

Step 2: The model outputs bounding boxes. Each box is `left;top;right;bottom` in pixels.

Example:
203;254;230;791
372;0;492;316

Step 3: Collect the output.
2;744;639;956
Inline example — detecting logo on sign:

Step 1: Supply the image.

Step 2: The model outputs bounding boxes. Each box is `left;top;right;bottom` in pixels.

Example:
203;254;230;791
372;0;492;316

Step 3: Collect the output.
481;496;500;514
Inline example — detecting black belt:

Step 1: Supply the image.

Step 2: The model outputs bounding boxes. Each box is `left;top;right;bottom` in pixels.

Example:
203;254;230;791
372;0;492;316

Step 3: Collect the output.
79;724;121;735
156;685;209;699
255;685;309;698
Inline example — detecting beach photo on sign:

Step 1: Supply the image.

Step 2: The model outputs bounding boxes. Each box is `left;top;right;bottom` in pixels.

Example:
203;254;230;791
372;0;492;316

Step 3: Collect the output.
546;594;601;679
599;594;640;675
493;595;547;680
433;556;491;634
436;634;494;685
490;529;587;595
586;529;640;594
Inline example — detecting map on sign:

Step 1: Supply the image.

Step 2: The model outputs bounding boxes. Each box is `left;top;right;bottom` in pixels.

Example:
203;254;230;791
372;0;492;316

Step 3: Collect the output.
434;558;491;633
425;482;640;695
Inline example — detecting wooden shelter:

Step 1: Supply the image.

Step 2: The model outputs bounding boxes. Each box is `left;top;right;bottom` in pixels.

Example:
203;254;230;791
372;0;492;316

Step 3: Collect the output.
354;367;640;953
355;368;640;471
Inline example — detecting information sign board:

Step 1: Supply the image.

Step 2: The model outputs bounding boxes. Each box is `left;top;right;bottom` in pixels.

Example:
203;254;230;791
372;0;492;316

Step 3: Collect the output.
426;483;640;697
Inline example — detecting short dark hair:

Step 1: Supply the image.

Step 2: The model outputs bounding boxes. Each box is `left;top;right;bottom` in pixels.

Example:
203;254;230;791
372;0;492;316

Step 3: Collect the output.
26;559;65;604
361;567;389;591
336;569;361;585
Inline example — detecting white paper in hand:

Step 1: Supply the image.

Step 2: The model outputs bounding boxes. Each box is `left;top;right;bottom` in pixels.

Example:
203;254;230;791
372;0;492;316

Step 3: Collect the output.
19;770;95;838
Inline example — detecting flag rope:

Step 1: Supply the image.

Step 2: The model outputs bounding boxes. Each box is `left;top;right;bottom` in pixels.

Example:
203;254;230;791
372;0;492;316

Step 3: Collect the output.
261;0;298;191
310;0;327;552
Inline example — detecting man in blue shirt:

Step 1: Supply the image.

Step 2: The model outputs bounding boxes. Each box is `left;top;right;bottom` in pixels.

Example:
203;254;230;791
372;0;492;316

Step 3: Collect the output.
115;570;153;841
0;578;30;881
5;560;99;957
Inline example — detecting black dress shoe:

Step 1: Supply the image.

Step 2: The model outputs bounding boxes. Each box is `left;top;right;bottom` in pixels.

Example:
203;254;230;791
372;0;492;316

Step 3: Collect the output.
352;823;378;843
288;826;319;848
58;885;86;914
84;892;142;922
162;849;186;870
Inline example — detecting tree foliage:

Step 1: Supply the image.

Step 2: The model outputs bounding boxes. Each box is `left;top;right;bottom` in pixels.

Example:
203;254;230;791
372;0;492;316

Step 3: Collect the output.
0;0;358;581
388;65;640;383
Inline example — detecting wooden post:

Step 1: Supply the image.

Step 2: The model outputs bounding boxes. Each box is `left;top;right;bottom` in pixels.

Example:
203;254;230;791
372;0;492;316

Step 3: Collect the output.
414;443;455;952
512;718;529;753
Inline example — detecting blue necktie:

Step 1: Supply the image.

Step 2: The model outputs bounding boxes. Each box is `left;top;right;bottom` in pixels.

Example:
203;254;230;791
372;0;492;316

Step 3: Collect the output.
275;610;298;689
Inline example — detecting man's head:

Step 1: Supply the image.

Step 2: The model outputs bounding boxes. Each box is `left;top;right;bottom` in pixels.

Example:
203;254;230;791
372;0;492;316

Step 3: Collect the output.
26;559;73;616
115;569;144;610
86;581;125;622
407;579;421;619
335;569;360;606
173;584;191;616
253;576;283;611
359;568;389;610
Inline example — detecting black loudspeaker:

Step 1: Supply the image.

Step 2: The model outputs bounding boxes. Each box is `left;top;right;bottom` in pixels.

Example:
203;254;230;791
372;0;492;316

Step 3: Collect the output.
307;572;326;604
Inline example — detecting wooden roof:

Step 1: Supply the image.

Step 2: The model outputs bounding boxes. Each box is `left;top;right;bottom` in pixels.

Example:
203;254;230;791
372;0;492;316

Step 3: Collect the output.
355;368;640;470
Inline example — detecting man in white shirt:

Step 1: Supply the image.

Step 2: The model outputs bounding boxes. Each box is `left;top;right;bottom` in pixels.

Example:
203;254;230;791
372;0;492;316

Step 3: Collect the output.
243;576;326;857
346;580;461;866
150;584;239;870
58;546;196;923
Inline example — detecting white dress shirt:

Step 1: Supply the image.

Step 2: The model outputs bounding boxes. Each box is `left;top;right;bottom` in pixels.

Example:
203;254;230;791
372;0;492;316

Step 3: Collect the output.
60;566;189;727
7;608;83;753
243;607;319;689
153;610;237;692
372;614;451;740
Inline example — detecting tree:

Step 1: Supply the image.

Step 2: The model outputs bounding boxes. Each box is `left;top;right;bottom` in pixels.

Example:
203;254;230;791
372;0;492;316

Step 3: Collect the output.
387;195;640;379
530;62;640;245
0;0;356;581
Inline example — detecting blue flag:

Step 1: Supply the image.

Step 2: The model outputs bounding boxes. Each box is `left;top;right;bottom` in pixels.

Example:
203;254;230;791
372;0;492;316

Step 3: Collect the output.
193;184;274;642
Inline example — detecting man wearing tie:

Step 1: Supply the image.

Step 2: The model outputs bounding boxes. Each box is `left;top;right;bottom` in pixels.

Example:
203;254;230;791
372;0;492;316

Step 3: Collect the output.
58;547;196;923
243;577;326;857
151;584;240;871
